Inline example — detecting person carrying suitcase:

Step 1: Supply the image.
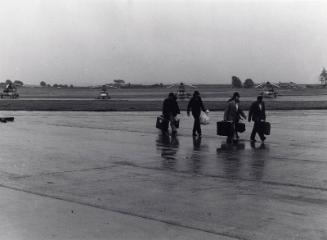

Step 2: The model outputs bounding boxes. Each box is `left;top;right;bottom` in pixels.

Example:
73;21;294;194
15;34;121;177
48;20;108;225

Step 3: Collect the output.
187;91;206;137
162;92;180;135
224;92;246;143
248;95;266;142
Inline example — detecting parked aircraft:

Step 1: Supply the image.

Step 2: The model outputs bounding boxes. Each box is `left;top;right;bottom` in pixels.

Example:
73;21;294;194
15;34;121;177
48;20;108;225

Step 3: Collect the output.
167;82;195;99
255;81;279;98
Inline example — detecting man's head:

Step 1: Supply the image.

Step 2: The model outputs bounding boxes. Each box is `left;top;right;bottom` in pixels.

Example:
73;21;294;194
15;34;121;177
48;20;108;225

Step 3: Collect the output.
168;92;175;99
233;92;240;101
193;90;200;97
257;95;263;103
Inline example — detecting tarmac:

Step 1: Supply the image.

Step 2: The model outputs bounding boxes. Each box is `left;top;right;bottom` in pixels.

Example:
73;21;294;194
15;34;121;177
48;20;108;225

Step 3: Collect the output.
0;110;326;240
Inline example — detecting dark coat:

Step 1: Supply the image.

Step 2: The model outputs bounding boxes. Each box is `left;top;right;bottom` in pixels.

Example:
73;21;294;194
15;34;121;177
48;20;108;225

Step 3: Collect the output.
162;98;180;118
187;96;205;117
248;101;266;122
224;101;246;122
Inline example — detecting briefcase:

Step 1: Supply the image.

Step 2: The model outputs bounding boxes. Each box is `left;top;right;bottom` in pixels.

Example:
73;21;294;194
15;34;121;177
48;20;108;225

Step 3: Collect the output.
235;122;245;133
261;121;271;135
217;121;233;136
156;116;169;130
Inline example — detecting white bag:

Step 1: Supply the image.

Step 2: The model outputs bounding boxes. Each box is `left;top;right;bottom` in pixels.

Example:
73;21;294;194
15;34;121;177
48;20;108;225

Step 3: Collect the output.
200;111;210;125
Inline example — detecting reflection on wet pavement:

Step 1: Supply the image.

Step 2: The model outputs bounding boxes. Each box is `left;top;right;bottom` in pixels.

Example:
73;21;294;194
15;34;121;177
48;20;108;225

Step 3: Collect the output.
0;110;326;239
156;134;179;170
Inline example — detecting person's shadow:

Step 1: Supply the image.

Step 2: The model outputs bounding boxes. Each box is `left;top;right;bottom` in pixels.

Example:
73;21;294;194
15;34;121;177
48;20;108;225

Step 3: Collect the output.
250;142;268;180
189;136;204;174
192;136;202;150
156;134;179;170
216;140;245;179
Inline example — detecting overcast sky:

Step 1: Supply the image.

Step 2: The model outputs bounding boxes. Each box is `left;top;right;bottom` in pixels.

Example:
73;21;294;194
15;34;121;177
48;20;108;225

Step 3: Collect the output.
0;0;326;85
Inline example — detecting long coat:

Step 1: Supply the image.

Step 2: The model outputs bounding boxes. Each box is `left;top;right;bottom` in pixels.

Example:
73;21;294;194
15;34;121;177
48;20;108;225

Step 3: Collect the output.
187;96;205;117
248;101;266;122
224;101;246;122
162;98;180;118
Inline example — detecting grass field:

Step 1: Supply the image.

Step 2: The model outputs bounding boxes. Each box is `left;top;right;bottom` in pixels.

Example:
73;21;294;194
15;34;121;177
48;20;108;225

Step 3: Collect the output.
13;85;327;99
0;85;326;111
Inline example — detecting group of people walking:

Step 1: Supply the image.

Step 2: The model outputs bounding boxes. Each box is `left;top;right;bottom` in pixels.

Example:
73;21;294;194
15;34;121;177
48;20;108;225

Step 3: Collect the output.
161;91;268;143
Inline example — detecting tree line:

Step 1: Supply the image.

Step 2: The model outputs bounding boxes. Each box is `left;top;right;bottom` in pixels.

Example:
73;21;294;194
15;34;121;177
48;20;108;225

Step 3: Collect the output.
231;76;255;88
0;79;24;88
40;81;74;88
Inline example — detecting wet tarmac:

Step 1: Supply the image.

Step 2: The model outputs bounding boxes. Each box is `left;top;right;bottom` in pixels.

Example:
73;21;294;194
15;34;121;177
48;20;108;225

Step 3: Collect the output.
0;110;326;239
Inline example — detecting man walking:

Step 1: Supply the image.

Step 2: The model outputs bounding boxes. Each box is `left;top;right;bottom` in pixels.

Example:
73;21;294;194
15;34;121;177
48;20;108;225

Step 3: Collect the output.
224;92;246;143
187;91;206;137
248;95;266;142
162;92;180;135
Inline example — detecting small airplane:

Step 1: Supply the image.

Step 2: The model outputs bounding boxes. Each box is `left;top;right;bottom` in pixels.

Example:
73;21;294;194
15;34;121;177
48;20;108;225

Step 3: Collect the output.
255;81;279;98
167;82;196;99
0;82;19;99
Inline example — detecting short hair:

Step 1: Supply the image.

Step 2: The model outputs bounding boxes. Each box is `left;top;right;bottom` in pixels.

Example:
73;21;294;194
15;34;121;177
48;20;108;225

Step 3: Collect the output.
193;90;200;96
232;92;240;99
257;95;263;101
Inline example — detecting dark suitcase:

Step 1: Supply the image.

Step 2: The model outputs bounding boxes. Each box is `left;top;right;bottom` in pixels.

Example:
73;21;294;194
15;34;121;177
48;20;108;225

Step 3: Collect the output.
156;116;169;130
261;121;271;135
236;122;245;133
217;121;233;136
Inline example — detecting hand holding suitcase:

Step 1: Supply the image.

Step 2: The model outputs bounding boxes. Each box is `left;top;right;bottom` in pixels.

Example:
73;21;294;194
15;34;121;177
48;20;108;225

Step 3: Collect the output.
156;116;169;130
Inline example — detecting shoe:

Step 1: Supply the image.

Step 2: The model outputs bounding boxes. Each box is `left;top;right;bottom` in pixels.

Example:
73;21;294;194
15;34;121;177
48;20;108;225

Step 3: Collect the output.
261;137;266;142
250;139;256;142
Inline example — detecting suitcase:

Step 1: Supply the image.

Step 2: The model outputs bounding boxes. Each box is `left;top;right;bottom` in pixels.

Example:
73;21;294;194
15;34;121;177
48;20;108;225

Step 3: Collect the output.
235;122;245;133
156;116;169;130
217;121;233;136
261;121;271;135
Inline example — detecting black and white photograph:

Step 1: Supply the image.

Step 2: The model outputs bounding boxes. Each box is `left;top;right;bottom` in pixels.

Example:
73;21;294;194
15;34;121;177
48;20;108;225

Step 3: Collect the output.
0;0;326;239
